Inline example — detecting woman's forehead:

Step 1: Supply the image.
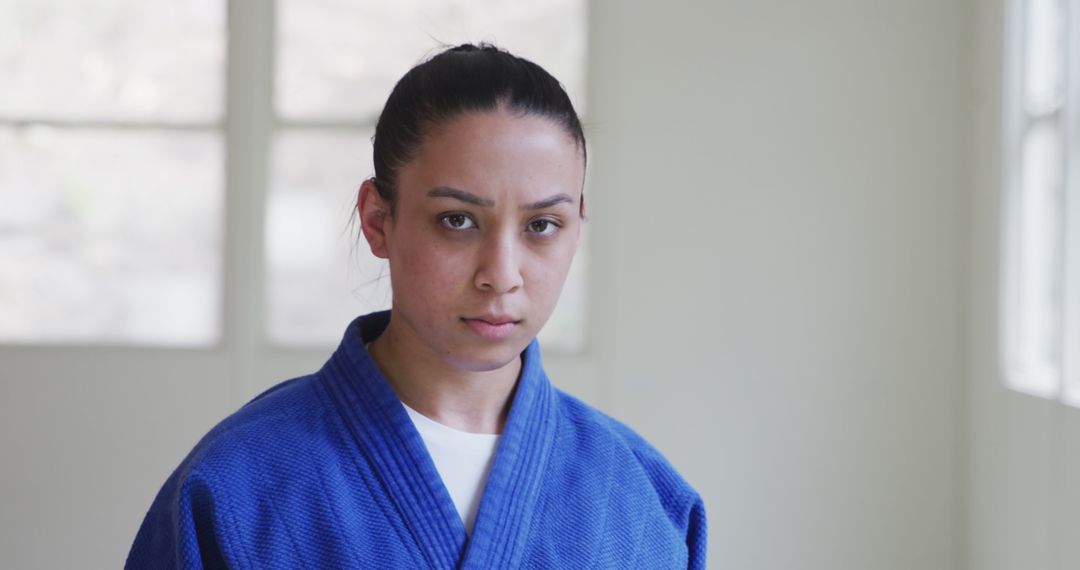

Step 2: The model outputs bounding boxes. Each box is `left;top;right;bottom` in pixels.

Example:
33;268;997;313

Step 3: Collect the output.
420;109;583;163
397;110;585;205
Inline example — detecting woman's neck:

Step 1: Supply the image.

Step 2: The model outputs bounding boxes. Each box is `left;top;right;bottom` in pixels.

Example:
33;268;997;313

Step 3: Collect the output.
367;316;521;435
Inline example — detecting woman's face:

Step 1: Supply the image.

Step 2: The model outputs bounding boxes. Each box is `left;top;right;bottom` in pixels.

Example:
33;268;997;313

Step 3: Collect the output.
364;108;585;372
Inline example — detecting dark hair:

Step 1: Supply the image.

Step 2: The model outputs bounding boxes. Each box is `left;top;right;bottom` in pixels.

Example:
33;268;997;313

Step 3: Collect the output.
371;43;586;210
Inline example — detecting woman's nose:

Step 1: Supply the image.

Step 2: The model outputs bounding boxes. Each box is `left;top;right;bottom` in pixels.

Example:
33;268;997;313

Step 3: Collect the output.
474;232;524;294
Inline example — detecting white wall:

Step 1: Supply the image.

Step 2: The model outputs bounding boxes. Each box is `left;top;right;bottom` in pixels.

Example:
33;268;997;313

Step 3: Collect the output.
964;0;1080;568
0;350;234;569
0;1;969;568
586;1;963;568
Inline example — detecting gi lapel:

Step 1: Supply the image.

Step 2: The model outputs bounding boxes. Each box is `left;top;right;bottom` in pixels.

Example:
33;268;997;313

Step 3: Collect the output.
320;313;468;569
459;340;559;569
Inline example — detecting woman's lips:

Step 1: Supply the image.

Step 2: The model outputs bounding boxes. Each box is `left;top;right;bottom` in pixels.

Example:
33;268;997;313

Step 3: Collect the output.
462;317;519;340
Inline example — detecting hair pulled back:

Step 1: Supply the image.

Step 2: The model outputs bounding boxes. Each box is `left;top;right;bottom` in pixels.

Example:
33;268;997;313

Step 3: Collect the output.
371;43;586;209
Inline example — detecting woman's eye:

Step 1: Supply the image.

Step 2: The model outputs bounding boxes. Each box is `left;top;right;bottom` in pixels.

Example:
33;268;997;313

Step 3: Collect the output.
440;213;476;230
527;218;559;236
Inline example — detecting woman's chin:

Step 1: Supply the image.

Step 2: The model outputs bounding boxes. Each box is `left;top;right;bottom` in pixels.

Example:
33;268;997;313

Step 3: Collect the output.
446;341;528;373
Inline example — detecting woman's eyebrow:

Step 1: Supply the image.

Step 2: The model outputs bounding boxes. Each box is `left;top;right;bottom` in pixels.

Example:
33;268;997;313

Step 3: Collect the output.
427;186;495;207
522;193;574;210
427;187;575;210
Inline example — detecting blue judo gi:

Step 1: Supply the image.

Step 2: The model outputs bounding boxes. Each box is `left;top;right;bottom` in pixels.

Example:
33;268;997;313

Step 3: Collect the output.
127;311;707;569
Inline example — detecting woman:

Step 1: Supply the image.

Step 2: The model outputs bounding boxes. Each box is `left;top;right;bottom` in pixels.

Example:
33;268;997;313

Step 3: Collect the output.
127;44;706;569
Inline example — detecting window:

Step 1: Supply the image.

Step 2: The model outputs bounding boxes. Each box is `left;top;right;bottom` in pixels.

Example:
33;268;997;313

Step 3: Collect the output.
1002;0;1080;405
0;0;588;351
0;0;226;346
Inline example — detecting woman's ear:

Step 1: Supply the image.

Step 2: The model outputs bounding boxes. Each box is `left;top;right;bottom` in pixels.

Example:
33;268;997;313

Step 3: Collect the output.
358;179;392;259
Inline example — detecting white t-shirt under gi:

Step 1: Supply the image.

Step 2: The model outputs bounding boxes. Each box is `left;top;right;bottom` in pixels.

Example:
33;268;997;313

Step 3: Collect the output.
401;402;500;535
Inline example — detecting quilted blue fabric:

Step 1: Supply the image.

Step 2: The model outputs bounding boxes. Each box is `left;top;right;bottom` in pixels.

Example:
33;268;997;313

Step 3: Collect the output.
127;311;707;569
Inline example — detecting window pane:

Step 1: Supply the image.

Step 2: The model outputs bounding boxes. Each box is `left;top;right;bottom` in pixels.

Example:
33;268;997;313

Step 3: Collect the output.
276;0;587;121
0;126;224;345
266;129;390;346
1023;0;1065;116
1006;118;1065;395
0;0;225;122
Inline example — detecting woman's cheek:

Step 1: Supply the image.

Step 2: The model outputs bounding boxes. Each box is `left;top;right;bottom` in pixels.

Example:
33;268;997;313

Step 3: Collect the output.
420;248;471;291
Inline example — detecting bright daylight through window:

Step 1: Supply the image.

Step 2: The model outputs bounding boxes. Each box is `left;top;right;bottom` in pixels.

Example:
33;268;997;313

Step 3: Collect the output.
1002;0;1080;406
0;0;225;346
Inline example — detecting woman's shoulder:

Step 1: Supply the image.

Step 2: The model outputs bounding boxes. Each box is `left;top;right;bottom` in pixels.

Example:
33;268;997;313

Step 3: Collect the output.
541;389;707;566
127;373;363;568
177;373;334;482
551;389;703;506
